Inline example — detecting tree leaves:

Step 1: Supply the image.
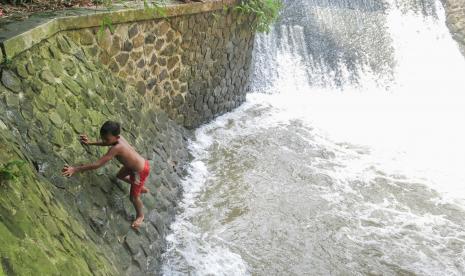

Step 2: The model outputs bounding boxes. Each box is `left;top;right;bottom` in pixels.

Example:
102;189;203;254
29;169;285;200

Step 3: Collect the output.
235;0;283;33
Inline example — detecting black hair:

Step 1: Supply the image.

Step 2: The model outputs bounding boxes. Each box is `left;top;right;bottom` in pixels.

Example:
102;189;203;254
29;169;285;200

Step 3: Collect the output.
100;121;121;136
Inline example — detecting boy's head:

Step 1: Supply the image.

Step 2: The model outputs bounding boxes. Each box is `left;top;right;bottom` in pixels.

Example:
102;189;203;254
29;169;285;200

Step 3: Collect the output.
100;121;120;144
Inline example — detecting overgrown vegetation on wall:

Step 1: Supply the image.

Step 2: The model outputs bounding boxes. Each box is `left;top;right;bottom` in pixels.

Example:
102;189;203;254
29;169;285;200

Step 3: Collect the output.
96;0;168;39
235;0;283;33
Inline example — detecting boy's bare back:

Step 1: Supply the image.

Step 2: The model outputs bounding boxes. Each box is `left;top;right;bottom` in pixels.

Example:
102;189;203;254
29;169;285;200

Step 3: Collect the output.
111;136;145;173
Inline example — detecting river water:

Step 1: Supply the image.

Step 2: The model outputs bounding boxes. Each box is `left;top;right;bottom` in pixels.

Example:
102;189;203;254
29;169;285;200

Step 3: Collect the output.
161;0;465;275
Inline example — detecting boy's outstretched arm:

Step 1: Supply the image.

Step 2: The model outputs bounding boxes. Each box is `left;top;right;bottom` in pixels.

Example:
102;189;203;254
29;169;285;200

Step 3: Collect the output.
80;134;110;146
62;147;118;177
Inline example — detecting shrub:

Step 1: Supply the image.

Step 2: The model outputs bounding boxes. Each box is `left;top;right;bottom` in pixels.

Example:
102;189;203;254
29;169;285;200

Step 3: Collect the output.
235;0;283;33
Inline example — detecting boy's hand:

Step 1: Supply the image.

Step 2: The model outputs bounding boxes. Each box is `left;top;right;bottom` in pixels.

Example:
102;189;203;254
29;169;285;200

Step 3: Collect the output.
79;134;89;145
62;165;77;177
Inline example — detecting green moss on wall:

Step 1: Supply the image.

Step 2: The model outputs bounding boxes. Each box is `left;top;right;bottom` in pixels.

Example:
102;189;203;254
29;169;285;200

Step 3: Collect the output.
0;29;191;275
0;128;118;276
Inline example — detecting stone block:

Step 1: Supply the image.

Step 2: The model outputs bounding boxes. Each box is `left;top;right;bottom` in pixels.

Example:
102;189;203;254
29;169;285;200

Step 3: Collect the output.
40;70;56;84
57;36;72;54
133;34;145;49
125;230;141;255
128;24;139;39
116;53;130;66
79;29;95;45
1;70;22;93
157;21;171;36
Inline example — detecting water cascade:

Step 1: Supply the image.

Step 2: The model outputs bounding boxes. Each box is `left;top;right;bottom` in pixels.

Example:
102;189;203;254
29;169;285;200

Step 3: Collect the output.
162;0;465;274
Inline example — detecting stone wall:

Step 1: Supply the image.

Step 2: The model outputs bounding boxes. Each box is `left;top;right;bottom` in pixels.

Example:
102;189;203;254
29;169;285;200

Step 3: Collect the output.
0;126;119;276
0;3;256;275
65;9;255;128
0;31;192;275
443;0;465;54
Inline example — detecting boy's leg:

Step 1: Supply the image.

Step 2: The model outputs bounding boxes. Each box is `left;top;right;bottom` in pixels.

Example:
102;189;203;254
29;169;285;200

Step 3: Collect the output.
116;166;132;184
130;194;144;229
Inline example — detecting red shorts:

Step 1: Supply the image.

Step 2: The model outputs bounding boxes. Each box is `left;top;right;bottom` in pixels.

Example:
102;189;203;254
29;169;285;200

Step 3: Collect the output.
130;160;150;197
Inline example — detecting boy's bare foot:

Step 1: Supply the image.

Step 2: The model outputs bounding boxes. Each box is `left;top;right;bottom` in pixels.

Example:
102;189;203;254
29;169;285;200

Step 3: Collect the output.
141;187;149;194
131;215;144;229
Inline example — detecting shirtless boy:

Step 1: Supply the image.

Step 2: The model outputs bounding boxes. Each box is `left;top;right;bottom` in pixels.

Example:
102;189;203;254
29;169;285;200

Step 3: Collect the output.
62;121;150;229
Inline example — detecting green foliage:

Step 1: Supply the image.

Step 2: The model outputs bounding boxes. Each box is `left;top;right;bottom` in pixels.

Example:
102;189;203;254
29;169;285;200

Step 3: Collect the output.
0;160;27;184
96;0;167;40
235;0;283;33
97;15;114;40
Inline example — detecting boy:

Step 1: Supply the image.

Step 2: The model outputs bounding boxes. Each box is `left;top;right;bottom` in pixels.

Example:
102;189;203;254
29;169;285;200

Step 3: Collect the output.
62;121;150;229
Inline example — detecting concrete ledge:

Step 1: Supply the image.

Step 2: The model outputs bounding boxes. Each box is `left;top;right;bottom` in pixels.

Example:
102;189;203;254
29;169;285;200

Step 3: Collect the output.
0;0;237;62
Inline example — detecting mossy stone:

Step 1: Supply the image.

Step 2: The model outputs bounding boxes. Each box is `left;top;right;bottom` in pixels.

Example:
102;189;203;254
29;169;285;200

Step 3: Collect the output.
40;70;56;85
48;44;62;59
63;127;74;146
20;100;33;120
50;128;64;146
5;94;20;107
65;94;78;109
50;60;64;78
26;62;36;75
40;86;57;107
49;112;63;127
63;59;77;76
56;101;70;122
74;50;87;63
33;97;48;113
88;110;103;126
62;77;82;95
43;216;61;236
57;36;72;54
16;63;29;79
34;109;51;131
79;30;95;46
1;70;22;93
39;45;52;59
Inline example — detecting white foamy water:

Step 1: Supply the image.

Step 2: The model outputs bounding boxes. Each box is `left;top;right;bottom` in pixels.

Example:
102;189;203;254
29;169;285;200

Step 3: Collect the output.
162;0;465;275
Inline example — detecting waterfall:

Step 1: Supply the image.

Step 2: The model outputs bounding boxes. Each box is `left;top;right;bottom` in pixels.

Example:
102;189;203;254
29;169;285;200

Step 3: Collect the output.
162;0;465;275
